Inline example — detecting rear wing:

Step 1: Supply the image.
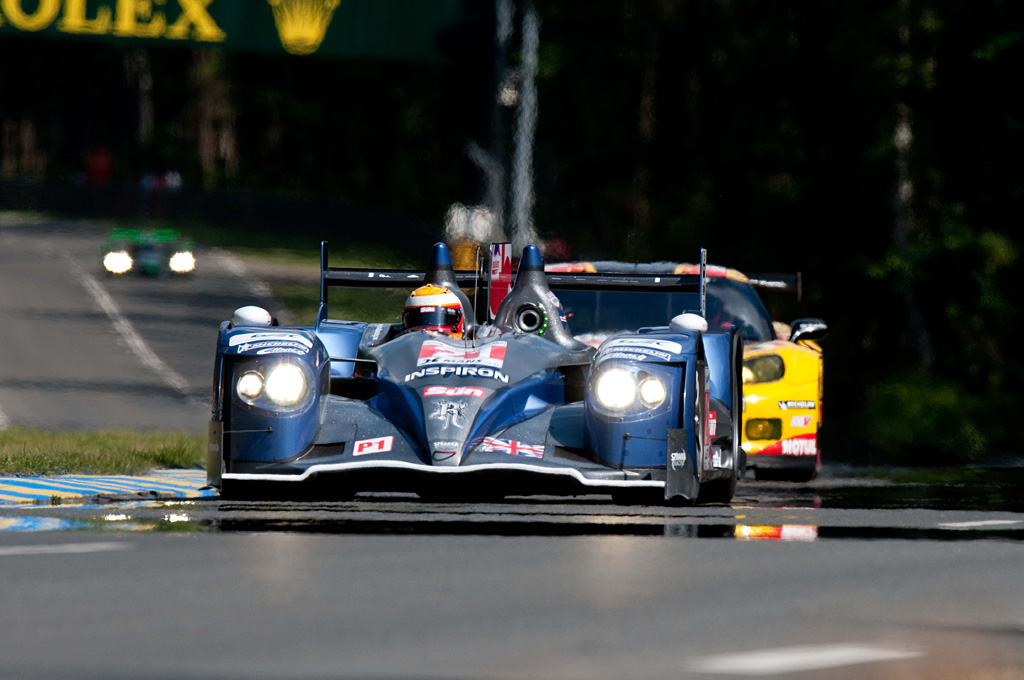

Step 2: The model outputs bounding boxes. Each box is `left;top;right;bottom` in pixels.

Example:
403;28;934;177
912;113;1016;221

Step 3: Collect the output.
745;271;802;302
316;241;708;327
544;249;707;317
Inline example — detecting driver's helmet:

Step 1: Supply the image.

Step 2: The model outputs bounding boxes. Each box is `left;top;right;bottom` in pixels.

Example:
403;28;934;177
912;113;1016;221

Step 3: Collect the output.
402;284;464;338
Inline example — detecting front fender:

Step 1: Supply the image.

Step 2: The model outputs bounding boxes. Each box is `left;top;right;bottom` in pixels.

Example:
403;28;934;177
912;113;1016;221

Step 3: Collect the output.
214;326;331;470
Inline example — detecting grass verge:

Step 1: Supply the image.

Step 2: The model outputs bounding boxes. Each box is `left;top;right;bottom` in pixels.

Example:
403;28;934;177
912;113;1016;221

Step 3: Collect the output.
0;429;205;477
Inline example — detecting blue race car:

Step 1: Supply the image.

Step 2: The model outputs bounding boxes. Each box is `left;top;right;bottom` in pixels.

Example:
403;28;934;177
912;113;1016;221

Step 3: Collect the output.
207;242;744;504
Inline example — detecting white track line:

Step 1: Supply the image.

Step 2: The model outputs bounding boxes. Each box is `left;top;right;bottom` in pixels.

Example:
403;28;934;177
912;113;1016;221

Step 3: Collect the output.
209;248;274;299
0;542;132;557
0;404;9;430
687;643;923;675
65;256;190;395
938;519;1022;529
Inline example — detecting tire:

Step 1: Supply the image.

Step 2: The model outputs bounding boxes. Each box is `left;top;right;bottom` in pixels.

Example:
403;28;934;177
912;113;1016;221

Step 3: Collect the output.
695;467;737;504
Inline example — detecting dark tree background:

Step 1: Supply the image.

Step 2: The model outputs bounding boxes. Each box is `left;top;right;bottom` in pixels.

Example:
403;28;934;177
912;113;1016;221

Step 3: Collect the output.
1;0;1021;463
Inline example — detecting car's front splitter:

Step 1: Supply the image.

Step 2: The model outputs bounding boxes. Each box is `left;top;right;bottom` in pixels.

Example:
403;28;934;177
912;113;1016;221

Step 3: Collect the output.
221;459;665;497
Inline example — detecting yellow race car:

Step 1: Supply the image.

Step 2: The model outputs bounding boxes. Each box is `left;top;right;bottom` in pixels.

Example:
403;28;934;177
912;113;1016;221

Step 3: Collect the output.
546;260;827;482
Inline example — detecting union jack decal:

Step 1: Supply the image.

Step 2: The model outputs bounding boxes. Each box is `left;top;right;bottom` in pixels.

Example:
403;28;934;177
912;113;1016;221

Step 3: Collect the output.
478;437;545;458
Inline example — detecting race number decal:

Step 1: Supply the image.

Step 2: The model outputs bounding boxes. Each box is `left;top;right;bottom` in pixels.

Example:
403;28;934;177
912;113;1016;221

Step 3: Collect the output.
353;436;393;456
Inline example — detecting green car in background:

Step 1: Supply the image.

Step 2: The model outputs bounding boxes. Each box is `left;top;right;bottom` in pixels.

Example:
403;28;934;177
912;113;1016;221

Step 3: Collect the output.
101;228;196;277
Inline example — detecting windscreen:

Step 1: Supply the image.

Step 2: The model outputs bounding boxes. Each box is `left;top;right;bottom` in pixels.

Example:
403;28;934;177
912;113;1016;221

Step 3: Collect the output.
556;278;774;344
704;279;775;342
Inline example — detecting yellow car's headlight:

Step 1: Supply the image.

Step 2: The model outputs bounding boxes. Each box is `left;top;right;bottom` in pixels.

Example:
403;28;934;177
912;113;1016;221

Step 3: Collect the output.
746;418;782;440
743;355;785;384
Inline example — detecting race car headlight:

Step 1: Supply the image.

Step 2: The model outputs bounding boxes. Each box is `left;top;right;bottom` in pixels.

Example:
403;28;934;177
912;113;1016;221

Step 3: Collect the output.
264;364;307;406
638;376;667;408
743;355;785;384
235;371;264;402
594;367;636;410
232;360;317;413
589;362;673;418
169;251;195;273
103;251;133;274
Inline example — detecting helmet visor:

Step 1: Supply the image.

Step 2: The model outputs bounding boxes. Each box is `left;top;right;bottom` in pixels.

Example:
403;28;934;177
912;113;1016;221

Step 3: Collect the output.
403;304;462;331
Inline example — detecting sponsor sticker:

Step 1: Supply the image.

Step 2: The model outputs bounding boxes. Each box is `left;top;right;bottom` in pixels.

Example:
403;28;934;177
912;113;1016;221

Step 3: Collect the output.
255;347;306;355
602;337;683;356
417;340;507;368
712;446;723;468
478;437;544;458
790;415;813;427
234;340;310;354
670;451;687;469
709;411;717;437
432;441;460;450
780;436;817;456
229;332;313;349
423;386;485;398
405;366;510;383
353;436;394;456
603;351;660;362
778;400;815;411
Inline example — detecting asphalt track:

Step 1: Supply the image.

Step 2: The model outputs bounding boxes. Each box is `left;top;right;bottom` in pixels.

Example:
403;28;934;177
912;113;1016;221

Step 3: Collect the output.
0;482;1022;680
0;213;285;431
2;214;1022;679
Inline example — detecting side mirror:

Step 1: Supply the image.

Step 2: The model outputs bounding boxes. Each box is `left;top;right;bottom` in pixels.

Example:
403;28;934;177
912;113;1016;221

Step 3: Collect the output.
790;318;827;344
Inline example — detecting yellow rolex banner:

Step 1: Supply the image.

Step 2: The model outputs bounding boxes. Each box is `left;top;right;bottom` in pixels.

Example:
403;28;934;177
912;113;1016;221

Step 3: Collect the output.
0;0;462;60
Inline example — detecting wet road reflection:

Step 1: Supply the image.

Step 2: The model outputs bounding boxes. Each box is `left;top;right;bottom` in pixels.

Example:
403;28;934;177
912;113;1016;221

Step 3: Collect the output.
1;467;1022;540
746;465;1024;512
